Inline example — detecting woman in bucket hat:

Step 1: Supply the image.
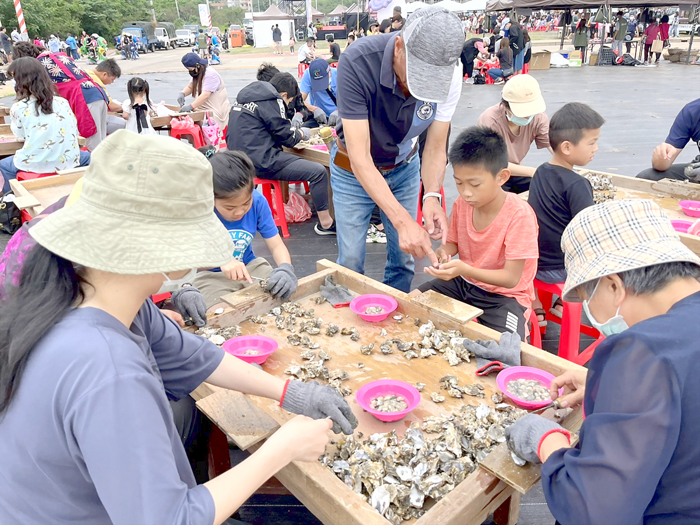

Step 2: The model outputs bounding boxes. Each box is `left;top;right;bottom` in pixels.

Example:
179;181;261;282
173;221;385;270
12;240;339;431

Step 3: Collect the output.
0;131;357;524
506;199;700;523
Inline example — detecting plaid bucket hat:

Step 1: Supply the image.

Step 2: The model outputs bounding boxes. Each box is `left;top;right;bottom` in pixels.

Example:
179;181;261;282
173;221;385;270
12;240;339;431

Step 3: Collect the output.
30;130;234;274
561;199;700;302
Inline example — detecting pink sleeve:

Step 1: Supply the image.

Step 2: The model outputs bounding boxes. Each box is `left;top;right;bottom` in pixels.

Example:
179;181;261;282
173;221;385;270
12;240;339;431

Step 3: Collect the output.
535;113;550;150
503;204;539;261
202;69;221;93
446;199;461;246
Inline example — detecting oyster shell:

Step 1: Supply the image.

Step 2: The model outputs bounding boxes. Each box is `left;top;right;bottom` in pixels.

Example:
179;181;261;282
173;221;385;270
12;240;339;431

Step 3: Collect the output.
365;306;384;315
380;342;393;354
325;324;339;336
350;331;360;342
371;395;408;412
415;382;425;392
249;315;267;324
360;343;374;355
314;295;327;304
430;392;446;403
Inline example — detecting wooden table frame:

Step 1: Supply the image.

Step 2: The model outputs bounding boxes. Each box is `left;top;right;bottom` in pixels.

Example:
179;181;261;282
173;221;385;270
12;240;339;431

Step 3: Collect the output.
193;260;585;525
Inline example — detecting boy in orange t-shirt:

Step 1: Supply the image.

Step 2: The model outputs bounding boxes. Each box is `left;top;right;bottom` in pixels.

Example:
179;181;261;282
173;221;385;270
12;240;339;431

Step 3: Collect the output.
414;126;539;339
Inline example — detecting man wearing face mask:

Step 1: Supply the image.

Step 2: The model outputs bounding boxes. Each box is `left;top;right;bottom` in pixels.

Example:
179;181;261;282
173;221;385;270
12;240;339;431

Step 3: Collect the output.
506;199;700;524
177;53;230;132
226;72;335;235
477;74;551;194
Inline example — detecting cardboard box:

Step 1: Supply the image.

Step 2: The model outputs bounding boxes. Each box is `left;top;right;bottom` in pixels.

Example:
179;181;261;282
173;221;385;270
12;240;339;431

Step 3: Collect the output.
590;52;599;66
569;50;582;67
529;50;551;70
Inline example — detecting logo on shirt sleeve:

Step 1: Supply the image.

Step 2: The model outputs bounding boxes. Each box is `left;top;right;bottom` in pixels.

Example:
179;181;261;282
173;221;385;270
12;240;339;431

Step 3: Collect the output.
416;101;435;121
229;230;254;260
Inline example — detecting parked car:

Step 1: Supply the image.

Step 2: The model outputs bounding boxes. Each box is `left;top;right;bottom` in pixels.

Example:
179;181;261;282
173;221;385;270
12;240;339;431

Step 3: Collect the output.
122;22;158;53
175;29;195;46
155;22;177;49
183;24;200;35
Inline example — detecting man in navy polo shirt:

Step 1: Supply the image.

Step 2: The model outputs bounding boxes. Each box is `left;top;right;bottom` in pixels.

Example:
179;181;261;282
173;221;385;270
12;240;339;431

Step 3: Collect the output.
331;5;464;292
300;58;338;127
637;98;700;181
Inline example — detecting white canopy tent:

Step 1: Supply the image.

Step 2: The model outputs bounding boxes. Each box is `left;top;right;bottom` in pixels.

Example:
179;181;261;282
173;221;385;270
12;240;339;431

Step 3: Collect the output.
461;0;487;10
434;0;469;12
405;1;430;12
252;4;294;48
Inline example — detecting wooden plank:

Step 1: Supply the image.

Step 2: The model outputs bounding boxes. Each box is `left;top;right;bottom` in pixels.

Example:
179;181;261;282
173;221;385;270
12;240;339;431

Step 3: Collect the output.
284;144;330;167
151;110;206;130
195;389;279;450
203;261;584;524
411;289;483;325
8;171;83;217
13;195;41;209
414;469;516;525
493;491;521;525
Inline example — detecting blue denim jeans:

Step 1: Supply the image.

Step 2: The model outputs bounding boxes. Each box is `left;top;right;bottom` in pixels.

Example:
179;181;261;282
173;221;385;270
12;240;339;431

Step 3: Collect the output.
330;143;420;293
1;151;91;193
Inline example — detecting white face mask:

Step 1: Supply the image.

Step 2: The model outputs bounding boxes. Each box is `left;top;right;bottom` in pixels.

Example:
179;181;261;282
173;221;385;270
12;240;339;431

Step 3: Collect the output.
156;268;197;295
582;279;629;337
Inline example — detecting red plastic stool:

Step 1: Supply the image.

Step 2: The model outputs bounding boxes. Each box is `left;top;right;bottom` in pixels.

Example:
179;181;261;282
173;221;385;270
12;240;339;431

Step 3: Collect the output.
289;181;310;194
297;62;309;78
528;307;542;349
170;123;206;149
20;209;33;224
534;279;601;365
416;186;447;225
523;63;529;74
17;171;57;181
255;177;290;238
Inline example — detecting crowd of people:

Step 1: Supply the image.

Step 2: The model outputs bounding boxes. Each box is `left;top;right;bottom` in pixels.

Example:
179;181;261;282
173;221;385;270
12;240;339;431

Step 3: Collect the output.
0;4;700;525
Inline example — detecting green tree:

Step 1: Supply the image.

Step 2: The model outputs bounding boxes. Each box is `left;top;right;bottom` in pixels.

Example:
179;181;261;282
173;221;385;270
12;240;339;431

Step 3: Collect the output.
211;7;245;29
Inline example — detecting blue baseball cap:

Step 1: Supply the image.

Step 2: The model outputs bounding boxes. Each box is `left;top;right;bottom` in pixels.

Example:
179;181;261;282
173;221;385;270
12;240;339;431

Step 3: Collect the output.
308;58;330;91
182;52;207;68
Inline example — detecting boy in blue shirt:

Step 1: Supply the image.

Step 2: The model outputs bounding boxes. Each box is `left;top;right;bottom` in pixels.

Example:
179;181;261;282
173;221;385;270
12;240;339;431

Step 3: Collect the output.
193;149;298;310
300;58;338;127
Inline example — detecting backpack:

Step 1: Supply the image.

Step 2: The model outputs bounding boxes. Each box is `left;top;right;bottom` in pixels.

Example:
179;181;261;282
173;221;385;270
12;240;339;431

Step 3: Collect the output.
473;73;486;84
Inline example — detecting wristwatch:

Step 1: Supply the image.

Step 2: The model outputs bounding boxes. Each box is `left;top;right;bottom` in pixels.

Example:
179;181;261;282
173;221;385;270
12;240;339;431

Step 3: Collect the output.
422;192;443;206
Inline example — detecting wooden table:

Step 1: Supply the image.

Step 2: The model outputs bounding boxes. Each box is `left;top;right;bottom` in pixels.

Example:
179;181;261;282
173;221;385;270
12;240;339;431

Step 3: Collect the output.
193;260;585;525
9;168;84;216
520;170;700;258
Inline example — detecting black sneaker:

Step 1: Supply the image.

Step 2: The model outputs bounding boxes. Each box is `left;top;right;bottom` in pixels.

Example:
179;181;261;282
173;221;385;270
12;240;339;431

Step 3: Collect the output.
314;221;336;236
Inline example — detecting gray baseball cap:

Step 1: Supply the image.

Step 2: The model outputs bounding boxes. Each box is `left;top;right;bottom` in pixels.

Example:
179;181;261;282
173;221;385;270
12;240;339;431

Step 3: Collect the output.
402;6;464;104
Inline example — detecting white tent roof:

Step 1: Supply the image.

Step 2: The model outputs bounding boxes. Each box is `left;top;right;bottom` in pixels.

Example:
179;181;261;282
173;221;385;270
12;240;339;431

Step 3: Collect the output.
405;1;430;12
460;0;486;10
328;4;348;14
434;0;468;12
254;4;293;19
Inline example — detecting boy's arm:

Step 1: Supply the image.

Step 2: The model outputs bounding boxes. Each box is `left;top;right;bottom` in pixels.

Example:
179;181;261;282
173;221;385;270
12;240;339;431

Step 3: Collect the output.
265;234;292;266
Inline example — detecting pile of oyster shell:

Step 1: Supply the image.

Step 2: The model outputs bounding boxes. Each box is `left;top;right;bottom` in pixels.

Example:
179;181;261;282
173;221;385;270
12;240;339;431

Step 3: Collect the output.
322;402;527;524
506;379;550;402
371;395;408;413
195;325;242;346
581;171;616;204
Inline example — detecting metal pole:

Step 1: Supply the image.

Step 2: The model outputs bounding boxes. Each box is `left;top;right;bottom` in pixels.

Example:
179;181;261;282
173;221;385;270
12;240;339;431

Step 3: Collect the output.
687;23;697;64
150;0;157;23
175;0;181;20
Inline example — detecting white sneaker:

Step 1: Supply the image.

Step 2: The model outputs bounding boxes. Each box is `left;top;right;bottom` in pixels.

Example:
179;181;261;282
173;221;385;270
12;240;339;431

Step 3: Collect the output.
366;225;387;244
463;77;474;84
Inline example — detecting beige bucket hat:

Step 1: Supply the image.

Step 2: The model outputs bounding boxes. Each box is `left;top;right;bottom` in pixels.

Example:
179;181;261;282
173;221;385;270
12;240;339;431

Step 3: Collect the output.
502;74;546;118
561;199;700;302
30;130;234;274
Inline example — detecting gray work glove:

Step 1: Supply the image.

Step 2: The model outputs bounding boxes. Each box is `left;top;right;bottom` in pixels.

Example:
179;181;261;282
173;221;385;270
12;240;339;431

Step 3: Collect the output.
463;331;522;368
171;286;207;327
319;274;354;306
264;263;298;300
177;92;186;106
180;104;193;113
684;162;700;182
312;107;327;125
291;112;304;129
506;413;570;464
281;380;358;435
299;127;312;141
328;110;339;127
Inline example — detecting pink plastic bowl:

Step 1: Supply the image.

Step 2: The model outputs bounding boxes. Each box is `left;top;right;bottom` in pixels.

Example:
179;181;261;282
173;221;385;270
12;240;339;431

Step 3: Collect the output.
310;144;328;151
496;366;562;410
222;335;278;365
356;379;421;422
679;201;700;218
671;220;692;234
350;294;398;322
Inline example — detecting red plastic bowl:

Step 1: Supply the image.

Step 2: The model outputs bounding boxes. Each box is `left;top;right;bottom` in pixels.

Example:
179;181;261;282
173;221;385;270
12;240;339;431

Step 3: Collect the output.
222;335;278;365
350;294;398;322
496;366;562;410
679;201;700;218
671;220;692;234
356;379;421;422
